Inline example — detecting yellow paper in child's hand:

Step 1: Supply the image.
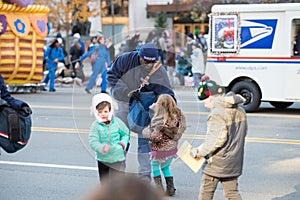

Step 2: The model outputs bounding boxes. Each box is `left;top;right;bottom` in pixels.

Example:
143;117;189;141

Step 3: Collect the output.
194;157;202;161
177;140;205;173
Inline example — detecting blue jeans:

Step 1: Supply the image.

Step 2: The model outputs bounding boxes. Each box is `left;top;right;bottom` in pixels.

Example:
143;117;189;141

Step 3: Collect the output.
86;65;107;92
137;134;151;178
43;67;56;90
113;99;152;178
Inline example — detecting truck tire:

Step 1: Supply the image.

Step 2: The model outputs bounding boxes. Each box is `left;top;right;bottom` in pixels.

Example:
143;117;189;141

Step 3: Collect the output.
231;81;261;112
269;101;293;109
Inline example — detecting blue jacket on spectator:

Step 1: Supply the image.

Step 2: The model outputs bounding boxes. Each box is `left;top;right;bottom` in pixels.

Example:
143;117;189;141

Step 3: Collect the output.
107;51;175;102
80;43;110;67
78;39;85;56
43;46;65;70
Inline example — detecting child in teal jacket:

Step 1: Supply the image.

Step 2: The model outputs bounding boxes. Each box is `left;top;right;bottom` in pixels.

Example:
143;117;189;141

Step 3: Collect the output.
89;93;130;182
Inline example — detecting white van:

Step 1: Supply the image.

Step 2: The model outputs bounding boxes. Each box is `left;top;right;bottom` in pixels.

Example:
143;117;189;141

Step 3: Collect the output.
205;3;300;112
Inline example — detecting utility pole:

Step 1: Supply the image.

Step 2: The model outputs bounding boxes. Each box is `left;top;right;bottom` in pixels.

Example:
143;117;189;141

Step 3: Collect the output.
111;0;115;44
98;0;102;35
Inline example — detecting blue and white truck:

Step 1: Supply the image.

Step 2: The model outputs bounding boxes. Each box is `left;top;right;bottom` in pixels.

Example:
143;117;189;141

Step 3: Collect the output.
205;3;300;112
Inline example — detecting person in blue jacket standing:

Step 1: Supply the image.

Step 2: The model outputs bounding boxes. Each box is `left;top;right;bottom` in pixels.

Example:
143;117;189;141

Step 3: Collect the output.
81;34;110;94
43;39;65;92
107;43;175;181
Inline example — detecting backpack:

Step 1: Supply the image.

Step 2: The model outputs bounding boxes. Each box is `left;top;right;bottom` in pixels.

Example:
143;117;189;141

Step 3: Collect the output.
127;91;156;133
0;99;32;153
90;51;98;65
90;46;99;65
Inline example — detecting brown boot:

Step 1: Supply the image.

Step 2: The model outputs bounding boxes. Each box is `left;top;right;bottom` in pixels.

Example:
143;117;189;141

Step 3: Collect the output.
165;176;176;196
153;175;164;193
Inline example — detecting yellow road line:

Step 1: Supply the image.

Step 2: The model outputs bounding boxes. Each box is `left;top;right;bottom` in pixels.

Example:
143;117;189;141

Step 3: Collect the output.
31;105;300;119
184;111;300;119
31;105;88;110
32;127;300;145
247;113;300;119
33;127;89;134
183;134;300;145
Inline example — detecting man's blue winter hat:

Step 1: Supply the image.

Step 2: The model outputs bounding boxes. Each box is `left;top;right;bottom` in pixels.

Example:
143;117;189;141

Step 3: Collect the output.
186;32;194;39
139;43;158;62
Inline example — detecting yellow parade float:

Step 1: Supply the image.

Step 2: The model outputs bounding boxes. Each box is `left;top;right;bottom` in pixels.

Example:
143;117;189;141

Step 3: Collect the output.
0;0;49;92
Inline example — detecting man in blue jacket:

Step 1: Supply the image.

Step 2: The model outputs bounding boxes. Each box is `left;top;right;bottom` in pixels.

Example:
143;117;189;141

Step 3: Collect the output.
107;43;175;180
43;39;65;92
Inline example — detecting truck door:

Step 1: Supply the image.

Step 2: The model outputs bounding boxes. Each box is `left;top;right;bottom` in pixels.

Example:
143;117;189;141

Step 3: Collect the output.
286;18;300;100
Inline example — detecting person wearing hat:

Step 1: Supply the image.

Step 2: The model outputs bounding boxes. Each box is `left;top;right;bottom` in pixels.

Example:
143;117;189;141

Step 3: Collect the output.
71;33;86;82
56;37;68;65
185;32;196;58
190;79;248;200
80;33;110;93
191;42;205;89
107;43;175;181
73;33;85;55
89;93;130;182
56;32;66;47
194;30;208;64
43;39;65;92
165;39;176;87
70;40;82;79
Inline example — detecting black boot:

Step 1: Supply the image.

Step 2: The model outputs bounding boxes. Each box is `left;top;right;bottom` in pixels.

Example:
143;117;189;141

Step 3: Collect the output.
165;176;176;196
153;175;164;193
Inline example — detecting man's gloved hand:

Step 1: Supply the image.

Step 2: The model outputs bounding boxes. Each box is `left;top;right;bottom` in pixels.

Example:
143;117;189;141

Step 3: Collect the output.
190;147;200;158
20;106;32;116
130;91;140;102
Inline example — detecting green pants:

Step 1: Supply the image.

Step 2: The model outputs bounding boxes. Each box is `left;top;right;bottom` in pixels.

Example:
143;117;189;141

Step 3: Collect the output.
199;173;242;200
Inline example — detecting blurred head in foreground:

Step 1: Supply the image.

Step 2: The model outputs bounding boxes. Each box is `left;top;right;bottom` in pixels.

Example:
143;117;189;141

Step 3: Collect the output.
83;175;163;200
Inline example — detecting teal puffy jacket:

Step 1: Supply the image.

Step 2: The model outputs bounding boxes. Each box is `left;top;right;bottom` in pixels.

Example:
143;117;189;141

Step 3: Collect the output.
88;117;130;163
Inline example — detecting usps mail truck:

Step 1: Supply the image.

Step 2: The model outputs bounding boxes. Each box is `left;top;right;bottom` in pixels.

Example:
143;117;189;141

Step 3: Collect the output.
205;3;300;112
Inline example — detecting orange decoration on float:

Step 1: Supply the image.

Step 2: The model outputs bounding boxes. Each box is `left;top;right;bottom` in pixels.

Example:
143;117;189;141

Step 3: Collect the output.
6;13;30;37
29;14;48;37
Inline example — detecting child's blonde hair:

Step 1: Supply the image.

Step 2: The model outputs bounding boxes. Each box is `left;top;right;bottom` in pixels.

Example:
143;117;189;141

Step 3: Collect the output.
153;94;181;124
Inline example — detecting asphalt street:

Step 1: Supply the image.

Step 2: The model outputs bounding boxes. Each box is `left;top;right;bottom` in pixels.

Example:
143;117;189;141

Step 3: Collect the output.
0;85;300;200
